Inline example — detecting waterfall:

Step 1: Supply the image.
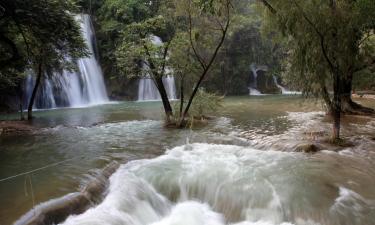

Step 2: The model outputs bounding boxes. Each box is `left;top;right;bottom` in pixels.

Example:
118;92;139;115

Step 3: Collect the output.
24;14;108;109
137;36;177;101
249;64;267;96
272;76;289;94
272;75;301;95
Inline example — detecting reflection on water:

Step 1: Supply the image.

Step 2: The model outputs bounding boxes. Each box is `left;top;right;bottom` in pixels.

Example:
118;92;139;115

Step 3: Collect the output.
1;96;375;225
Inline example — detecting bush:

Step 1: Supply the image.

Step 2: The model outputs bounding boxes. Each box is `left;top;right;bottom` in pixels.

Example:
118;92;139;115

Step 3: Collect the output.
173;88;223;121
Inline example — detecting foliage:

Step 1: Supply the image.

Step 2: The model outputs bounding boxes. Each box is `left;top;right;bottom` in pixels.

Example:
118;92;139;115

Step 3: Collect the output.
260;0;375;97
0;0;88;118
174;88;223;119
78;0;285;98
79;0;162;96
115;15;175;79
0;0;88;80
259;0;375;139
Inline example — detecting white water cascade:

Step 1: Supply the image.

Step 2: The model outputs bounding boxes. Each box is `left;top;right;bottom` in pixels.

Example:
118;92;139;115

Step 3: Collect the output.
249;64;267;95
272;76;301;95
137;36;177;101
24;14;108;109
60;142;375;225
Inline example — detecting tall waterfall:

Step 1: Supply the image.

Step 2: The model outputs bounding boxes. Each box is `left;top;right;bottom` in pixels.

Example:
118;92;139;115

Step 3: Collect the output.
137;36;177;101
24;14;108;109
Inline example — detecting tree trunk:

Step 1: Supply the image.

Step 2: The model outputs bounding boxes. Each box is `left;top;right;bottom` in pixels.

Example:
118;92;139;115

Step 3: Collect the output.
341;73;374;115
154;77;173;122
27;62;43;120
179;75;184;117
331;72;342;141
17;83;25;120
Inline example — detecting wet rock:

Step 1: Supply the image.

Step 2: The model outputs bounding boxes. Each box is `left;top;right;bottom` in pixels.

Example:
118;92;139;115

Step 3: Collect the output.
295;143;320;153
14;161;120;225
0;121;35;135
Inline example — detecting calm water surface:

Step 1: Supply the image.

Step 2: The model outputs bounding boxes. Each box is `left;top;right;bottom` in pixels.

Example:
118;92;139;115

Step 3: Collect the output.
1;96;375;225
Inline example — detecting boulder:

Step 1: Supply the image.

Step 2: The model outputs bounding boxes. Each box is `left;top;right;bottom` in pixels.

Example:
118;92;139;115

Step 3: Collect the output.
295;143;320;153
14;161;120;225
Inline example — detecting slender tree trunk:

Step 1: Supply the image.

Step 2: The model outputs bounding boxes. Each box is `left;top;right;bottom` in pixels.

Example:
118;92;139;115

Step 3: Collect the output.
27;61;43;120
143;43;173;122
179;75;184;117
178;0;231;127
19;91;24;121
154;77;173;122
17;82;25;120
332;72;342;140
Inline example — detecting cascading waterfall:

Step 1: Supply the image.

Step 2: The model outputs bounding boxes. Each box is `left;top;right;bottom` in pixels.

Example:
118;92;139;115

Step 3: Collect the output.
249;64;267;95
272;75;289;94
272;75;301;95
137;36;177;101
60;143;375;225
24;14;108;109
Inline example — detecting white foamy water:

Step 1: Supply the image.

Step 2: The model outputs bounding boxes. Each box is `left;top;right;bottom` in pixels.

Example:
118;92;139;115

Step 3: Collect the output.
248;64;267;96
272;76;301;95
60;143;375;225
24;14;109;109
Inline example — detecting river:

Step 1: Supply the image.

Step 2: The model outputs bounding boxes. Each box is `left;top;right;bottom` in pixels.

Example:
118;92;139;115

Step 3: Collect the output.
1;96;375;225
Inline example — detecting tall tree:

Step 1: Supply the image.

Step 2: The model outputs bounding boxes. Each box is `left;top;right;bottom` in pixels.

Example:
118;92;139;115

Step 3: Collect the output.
174;0;232;127
116;14;176;121
0;0;88;120
116;0;232;126
259;0;375;140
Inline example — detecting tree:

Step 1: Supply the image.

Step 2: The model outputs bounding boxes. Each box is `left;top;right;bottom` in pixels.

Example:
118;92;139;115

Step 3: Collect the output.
174;0;232;127
116;14;176;121
116;0;232;126
0;0;88;120
259;0;375;140
85;0;161;98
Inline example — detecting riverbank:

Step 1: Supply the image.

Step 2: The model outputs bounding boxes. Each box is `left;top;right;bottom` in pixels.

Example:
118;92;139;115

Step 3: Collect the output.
353;93;375;100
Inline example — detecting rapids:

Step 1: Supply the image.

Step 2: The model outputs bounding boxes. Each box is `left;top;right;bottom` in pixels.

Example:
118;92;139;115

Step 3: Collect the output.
60;143;375;225
1;96;375;225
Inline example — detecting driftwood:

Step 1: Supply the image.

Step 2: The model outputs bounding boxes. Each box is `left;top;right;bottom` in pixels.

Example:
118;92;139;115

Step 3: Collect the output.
14;161;120;225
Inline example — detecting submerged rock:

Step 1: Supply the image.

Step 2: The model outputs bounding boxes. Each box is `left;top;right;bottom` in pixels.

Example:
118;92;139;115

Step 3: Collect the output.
295;143;320;153
0;121;35;136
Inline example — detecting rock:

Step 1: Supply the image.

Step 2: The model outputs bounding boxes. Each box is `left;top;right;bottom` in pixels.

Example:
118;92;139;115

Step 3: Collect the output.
14;162;120;225
295;143;320;153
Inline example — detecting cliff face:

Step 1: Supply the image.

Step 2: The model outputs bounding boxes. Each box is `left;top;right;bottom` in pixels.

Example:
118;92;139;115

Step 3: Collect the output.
255;71;281;94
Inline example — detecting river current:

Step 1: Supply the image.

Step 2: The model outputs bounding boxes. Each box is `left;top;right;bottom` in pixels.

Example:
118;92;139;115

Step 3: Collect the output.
1;96;375;225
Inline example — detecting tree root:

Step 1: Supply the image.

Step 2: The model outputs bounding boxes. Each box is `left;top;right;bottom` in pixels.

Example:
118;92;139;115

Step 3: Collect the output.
341;98;375;116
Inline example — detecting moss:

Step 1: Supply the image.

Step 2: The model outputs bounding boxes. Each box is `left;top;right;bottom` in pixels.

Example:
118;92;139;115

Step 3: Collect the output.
329;138;355;147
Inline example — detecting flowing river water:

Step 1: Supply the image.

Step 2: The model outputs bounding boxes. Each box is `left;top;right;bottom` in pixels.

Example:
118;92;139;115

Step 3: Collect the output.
1;96;375;225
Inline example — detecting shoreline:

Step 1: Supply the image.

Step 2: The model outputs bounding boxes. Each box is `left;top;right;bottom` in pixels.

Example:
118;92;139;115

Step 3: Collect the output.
0;120;36;135
352;93;375;100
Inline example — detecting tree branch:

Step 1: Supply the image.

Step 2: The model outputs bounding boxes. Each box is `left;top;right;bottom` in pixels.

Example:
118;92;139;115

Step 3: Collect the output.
181;0;231;121
188;0;207;70
258;0;277;14
291;0;336;73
